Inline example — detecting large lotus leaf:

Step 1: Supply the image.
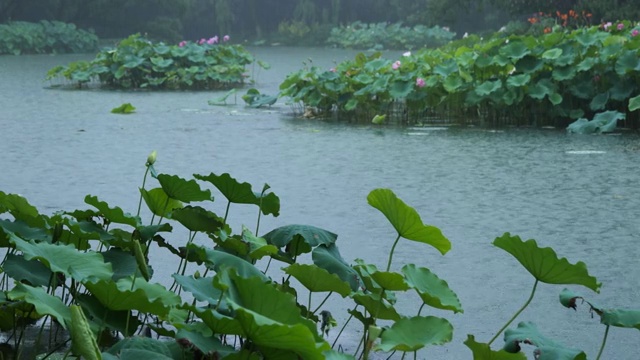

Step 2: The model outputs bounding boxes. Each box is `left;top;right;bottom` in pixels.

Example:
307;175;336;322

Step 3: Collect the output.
389;81;413;99
569;111;625;134
0;191;40;220
224;272;329;358
464;335;526;360
222;349;261;360
402;264;463;313
140;188;183;218
506;74;530;88
552;66;576;81
76;294;138;336
609;80;635;101
9;232;112;283
443;75;464;93
353;73;374;84
615;50;640;75
352;291;401;321
549;93;563;106
106;337;173;359
375;316;453;352
574;31;602;47
84;277;180;317
433;60;458;77
503;322;586;360
157;174;211;203
324;350;356;359
239;226;279;260
566;118;597;134
263;224;337;252
475;80;502;96
84;195;140;227
284;263;351;296
542;48;562;60
312;244;360;291
193;173;280;216
4;253;53;287
499;42;530;60
172;275;223;305
69;305;102;360
590;92;609;111
367;189;450;255
169;205;224;233
0;219;50;242
554;45;576;67
189;305;245;336
369;271;409;291
575;58;596;72
528;79;556;100
185;243;269;281
7;283;70;329
176;327;235;357
568;80;594;99
629;95;640;111
493;233;601;292
353;262;383;292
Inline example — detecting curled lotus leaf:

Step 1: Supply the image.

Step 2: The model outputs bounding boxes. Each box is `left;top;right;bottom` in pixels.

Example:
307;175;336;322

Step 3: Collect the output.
464;335;526;360
503;322;586;360
493;233;601;292
193;173;280;216
157;174;212;203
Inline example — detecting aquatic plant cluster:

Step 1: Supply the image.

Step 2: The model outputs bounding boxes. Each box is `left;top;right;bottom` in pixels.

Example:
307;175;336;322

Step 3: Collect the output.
46;34;255;90
0;21;98;55
281;22;640;128
326;21;456;50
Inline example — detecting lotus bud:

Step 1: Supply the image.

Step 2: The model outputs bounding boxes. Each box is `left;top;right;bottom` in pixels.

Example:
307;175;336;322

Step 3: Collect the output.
146;150;157;166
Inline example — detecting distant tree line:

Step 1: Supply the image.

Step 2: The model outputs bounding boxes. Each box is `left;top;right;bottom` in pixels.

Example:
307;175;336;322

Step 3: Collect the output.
0;0;636;43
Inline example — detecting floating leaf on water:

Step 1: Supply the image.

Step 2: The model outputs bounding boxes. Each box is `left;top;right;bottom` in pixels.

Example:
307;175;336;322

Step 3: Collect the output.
111;103;136;114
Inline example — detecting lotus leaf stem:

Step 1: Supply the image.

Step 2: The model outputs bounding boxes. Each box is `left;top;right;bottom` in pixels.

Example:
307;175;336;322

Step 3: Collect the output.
596;325;610;360
386;234;401;272
136;165;150;217
332;307;356;348
488;279;539;345
312;292;333;314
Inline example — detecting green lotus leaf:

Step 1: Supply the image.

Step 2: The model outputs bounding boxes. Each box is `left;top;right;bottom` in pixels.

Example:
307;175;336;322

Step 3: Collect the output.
111;103;136;114
263;224;337;256
173;275;221;305
402;264;463;313
552;66;576;81
86;277;180;318
369;270;409;291
352;291;401;321
186;243;269;281
554;45;576;67
476;80;502;96
629;95;640;111
169;205;224;233
542;48;562;60
506;74;530;88
312;244;360;291
4;253;53;287
443;75;464;93
549;93;563;106
367;189;451;255
150;57;173;68
364;58;389;72
208;88;238;106
175;327;235;357
224;272;328;358
568;80;594;99
590;92;609;111
500;42;530;60
464;335;526;359
137;223;173;243
609;80;635;102
528;79;555;100
353;73;374;84
574;31;601;47
69;305;102;360
189;305;245;336
375;316;453;352
284;263;351;297
323;350;356;359
515;56;542;74
8;283;70;329
433;60;458;77
389;81;413;99
106;337;173;358
503;88;520;106
84;195;141;227
615;50;640;75
601;309;640;330
0;219;49;242
140;188;183;218
0;192;46;227
575;58;596;72
9;232;112;283
222;349;261;360
344;98;358;111
76;294;139;336
503;322;586;360
157;174;212;203
100;248;137;280
193;173;280;216
493;233;601;292
239;226;279;260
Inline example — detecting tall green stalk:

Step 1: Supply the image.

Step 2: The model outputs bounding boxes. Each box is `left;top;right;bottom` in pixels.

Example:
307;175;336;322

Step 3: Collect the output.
488;279;539;345
596;325;610;360
386;234;401;272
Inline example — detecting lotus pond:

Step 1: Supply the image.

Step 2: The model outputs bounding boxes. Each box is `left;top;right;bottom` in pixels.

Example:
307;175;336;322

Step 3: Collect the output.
1;46;640;359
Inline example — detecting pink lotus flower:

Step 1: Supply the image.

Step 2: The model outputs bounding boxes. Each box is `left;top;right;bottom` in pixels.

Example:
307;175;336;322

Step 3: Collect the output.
392;61;401;70
632;29;639;37
223;35;230;42
603;22;612;30
329;67;336;72
207;36;219;45
617;23;624;31
198;38;206;44
416;78;425;88
178;41;187;47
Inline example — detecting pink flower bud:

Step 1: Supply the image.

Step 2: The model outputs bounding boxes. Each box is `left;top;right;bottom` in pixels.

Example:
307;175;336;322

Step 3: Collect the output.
392;61;401;70
416;78;425;88
223;35;230;42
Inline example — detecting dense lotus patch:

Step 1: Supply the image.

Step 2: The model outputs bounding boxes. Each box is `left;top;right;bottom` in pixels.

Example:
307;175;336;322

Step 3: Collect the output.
46;33;257;90
280;22;640;129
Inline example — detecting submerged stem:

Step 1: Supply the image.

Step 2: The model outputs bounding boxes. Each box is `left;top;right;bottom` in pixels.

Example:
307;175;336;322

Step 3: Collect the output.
488;279;539;346
595;325;610;360
386;234;402;272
